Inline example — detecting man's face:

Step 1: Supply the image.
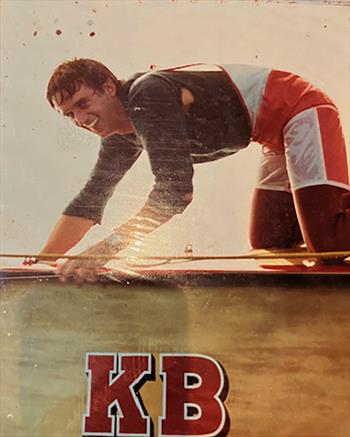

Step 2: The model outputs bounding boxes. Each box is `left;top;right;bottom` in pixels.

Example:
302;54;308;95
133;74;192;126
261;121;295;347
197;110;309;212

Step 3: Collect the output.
53;81;130;138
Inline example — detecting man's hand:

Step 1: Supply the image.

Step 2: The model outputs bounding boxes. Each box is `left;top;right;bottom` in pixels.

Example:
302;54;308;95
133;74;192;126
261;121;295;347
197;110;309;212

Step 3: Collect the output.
57;232;129;285
58;242;113;285
58;254;106;285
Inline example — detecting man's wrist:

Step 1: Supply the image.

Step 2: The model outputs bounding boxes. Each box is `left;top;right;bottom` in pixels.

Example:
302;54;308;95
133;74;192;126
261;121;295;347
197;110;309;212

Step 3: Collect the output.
103;232;130;252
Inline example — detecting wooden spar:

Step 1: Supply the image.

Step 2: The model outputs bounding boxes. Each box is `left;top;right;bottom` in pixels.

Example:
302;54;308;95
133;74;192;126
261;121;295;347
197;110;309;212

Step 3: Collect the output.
1;250;350;261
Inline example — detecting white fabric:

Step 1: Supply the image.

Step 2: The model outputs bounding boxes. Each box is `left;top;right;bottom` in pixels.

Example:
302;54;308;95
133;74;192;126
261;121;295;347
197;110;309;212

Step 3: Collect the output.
256;147;291;193
219;64;271;130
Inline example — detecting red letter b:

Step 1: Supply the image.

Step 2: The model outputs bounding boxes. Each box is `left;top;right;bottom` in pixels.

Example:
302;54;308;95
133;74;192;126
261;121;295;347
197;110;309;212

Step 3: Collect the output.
159;354;228;436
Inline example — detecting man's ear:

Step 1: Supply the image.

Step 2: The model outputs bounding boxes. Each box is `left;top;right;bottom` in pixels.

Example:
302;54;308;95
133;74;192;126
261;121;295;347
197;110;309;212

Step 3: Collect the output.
103;78;117;96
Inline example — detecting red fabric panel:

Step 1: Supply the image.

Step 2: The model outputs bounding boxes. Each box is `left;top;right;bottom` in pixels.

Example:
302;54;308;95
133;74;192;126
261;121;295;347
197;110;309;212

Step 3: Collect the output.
253;70;334;151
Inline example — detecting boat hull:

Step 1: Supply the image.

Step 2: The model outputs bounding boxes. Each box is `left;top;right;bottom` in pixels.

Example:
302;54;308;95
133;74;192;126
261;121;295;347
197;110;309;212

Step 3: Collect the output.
1;270;349;436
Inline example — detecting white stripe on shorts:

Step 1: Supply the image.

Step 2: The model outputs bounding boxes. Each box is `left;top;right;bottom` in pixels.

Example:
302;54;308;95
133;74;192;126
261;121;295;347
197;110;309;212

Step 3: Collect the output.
283;107;327;190
284;106;350;191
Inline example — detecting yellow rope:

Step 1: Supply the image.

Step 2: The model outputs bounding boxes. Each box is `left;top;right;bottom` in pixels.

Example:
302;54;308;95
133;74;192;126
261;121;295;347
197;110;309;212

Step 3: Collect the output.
0;251;349;262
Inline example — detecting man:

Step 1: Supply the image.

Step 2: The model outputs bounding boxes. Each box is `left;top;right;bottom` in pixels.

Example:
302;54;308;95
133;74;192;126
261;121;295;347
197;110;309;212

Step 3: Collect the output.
26;59;350;282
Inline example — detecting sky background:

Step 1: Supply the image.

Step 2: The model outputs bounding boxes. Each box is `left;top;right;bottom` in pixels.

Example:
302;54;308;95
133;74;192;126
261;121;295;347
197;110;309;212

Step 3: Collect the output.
1;0;349;267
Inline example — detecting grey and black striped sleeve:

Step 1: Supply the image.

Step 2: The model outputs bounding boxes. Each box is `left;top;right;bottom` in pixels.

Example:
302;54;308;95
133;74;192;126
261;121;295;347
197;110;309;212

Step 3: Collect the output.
63;134;143;224
127;73;194;216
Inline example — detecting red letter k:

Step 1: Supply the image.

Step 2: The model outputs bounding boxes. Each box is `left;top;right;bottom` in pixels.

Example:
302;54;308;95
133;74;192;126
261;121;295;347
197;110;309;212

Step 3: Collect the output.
83;353;155;436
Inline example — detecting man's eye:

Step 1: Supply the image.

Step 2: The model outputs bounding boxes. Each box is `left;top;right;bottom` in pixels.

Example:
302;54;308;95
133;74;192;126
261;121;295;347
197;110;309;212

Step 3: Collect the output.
78;100;87;108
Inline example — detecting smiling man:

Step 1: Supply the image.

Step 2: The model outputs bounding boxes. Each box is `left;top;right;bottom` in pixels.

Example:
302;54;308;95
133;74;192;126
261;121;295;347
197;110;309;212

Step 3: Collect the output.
26;58;350;282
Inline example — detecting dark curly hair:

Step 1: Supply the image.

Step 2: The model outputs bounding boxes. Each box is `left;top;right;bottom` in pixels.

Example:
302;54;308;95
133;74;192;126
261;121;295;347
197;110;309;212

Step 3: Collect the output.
47;58;122;107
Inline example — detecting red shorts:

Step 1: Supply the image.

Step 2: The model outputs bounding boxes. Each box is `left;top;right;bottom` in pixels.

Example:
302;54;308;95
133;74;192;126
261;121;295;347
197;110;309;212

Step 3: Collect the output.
252;71;349;191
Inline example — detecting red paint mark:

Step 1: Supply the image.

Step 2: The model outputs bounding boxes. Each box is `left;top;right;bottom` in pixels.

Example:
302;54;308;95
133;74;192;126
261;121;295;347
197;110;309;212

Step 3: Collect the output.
89;32;96;37
56;29;62;35
33;30;38;36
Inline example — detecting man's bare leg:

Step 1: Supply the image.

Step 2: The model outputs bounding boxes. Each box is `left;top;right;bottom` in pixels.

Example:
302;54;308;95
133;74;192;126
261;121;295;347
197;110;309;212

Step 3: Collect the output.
249;188;302;249
250;185;350;252
293;185;350;252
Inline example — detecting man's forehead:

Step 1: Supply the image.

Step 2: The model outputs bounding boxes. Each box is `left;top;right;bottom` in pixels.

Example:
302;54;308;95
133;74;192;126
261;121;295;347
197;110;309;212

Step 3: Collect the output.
52;83;93;111
52;90;73;111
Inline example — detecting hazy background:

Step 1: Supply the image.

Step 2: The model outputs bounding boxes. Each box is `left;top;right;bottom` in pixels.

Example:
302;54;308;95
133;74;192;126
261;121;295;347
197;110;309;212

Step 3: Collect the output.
1;0;349;267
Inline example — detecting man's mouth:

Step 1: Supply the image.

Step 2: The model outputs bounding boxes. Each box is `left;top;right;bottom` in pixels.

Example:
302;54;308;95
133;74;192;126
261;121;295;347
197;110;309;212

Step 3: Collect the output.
84;117;99;130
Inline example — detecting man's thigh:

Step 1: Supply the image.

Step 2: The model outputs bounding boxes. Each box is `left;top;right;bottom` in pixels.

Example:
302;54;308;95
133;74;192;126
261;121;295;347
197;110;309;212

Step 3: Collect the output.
282;104;350;251
251;103;350;251
250;144;302;249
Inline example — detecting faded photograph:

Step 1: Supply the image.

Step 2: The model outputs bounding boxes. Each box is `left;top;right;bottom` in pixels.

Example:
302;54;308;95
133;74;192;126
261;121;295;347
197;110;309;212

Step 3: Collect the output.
1;1;349;436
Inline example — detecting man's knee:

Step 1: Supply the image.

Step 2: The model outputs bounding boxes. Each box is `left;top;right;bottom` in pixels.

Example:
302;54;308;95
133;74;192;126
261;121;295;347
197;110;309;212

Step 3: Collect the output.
249;188;303;250
293;185;350;252
250;228;302;250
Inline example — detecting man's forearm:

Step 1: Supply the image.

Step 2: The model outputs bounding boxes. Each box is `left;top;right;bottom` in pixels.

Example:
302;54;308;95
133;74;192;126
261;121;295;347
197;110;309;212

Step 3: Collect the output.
114;204;174;248
39;215;95;260
111;191;193;252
